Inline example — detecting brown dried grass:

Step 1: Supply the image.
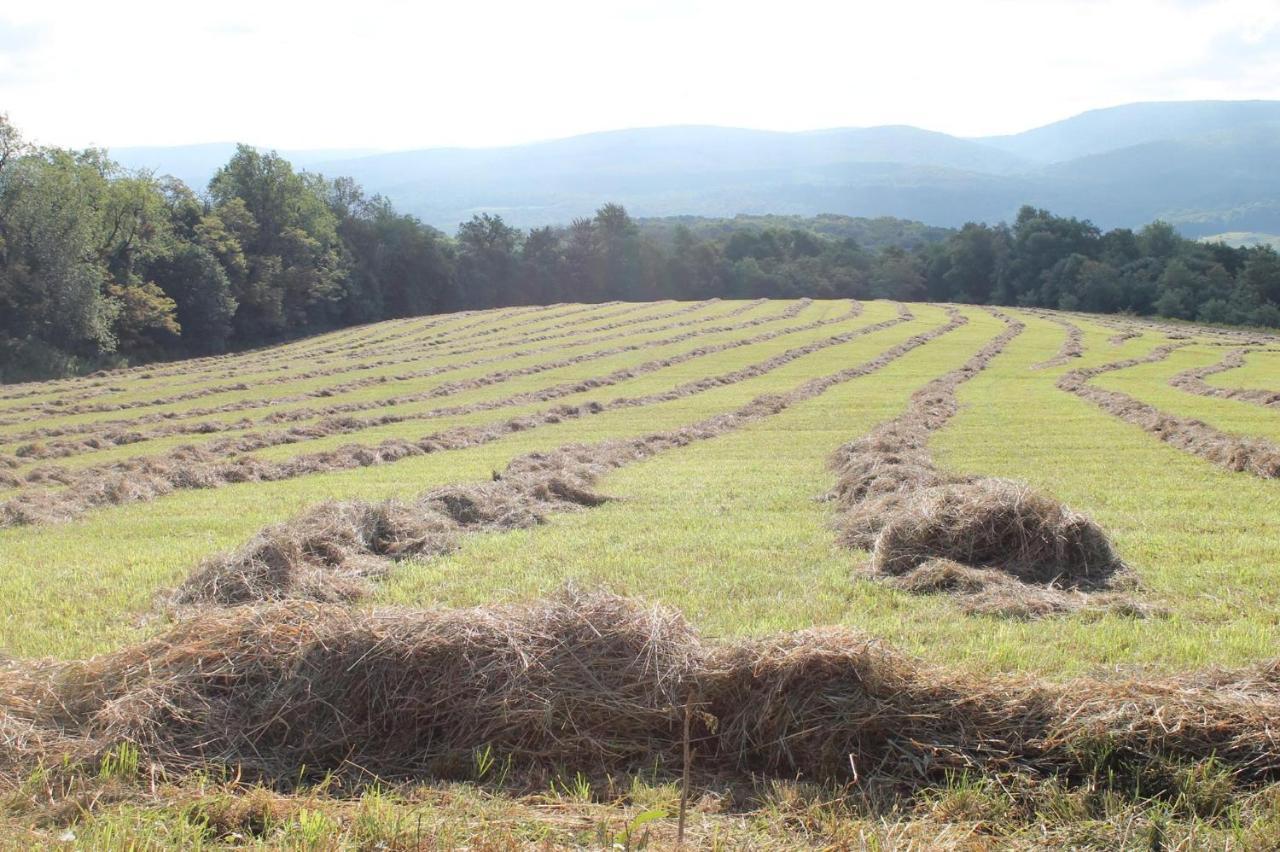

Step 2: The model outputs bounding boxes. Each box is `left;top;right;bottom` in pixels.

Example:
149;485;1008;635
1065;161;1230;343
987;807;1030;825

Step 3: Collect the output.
171;470;606;607
869;480;1123;588
0;591;1272;791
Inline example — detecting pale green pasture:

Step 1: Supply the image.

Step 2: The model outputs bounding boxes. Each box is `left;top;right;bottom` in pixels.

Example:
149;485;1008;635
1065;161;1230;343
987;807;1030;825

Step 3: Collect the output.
0;300;786;475
0;302;936;658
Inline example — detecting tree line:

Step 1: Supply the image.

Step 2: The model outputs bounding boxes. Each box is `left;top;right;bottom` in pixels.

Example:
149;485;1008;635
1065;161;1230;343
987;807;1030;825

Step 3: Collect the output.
2;115;1278;381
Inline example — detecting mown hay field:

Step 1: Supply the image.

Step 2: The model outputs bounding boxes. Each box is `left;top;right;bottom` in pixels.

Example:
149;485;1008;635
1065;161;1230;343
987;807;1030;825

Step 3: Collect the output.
2;299;1279;848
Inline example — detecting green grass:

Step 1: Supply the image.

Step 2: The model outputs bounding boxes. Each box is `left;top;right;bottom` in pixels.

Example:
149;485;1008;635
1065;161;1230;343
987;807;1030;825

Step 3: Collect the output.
1204;347;1280;392
928;311;1280;674
0;299;779;474
0;300;908;657
10;770;1280;850
0;301;731;438
3;302;1278;673
1090;340;1280;443
4;299;1280;848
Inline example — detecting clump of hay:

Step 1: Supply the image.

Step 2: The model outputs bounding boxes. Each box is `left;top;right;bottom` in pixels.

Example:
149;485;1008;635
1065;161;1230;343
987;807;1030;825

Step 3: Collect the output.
172;501;452;606
827;312;1140;616
171;473;607;607
869;479;1124;589
887;559;1156;620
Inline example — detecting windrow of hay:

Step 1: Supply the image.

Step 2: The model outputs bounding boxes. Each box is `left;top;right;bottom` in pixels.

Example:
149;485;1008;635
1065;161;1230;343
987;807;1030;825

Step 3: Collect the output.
152;302;591;381
0;299;774;450
1059;344;1280;478
180;303;585;387
166;306;962;606
2;591;1277;794
310;300;670;369
170;473;605;607
827;311;1138;618
282;304;550;363
0;455;20;488
161;301;639;391
1169;347;1280;409
3;301;824;476
334;300;643;362
0;303;826;485
6;302;646;406
0;303;558;412
0;301;680;426
1108;327;1141;345
0;300;722;425
0;304;497;403
258;300;710;388
155;303;975;611
0;302;909;528
1087;312;1280;347
1029;315;1085;368
0;299;809;464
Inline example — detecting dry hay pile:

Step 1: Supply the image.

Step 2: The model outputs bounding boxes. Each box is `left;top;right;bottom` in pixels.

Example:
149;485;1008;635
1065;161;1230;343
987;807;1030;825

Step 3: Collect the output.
1060;346;1280;479
0;592;697;782
829;313;1141;618
2;591;1277;793
0;456;20;489
869;479;1123;588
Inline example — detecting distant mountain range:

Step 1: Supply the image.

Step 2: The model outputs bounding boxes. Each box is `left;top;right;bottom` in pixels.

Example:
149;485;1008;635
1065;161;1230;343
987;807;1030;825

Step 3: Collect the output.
111;100;1280;237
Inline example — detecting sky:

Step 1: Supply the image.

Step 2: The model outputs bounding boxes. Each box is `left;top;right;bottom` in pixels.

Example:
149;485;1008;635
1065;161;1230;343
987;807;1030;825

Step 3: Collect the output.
2;0;1280;152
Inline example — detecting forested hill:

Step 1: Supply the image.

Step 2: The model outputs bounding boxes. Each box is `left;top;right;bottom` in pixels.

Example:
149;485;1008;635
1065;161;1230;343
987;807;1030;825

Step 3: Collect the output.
2;113;1279;382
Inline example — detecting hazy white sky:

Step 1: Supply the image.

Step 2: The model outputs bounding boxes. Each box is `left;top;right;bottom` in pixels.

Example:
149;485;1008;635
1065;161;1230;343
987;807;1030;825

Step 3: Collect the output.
3;0;1279;151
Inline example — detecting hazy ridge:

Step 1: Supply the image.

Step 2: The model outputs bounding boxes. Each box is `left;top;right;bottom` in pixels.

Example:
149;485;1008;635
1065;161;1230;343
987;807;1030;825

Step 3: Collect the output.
112;100;1280;236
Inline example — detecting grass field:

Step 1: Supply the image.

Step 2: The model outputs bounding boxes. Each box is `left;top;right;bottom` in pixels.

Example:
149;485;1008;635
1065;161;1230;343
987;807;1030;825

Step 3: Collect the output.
1202;347;1280;392
2;300;1279;849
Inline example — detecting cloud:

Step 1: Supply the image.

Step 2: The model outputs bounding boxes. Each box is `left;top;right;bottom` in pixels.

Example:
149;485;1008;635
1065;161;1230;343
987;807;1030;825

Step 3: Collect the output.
0;20;43;52
0;20;45;86
3;0;1279;149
